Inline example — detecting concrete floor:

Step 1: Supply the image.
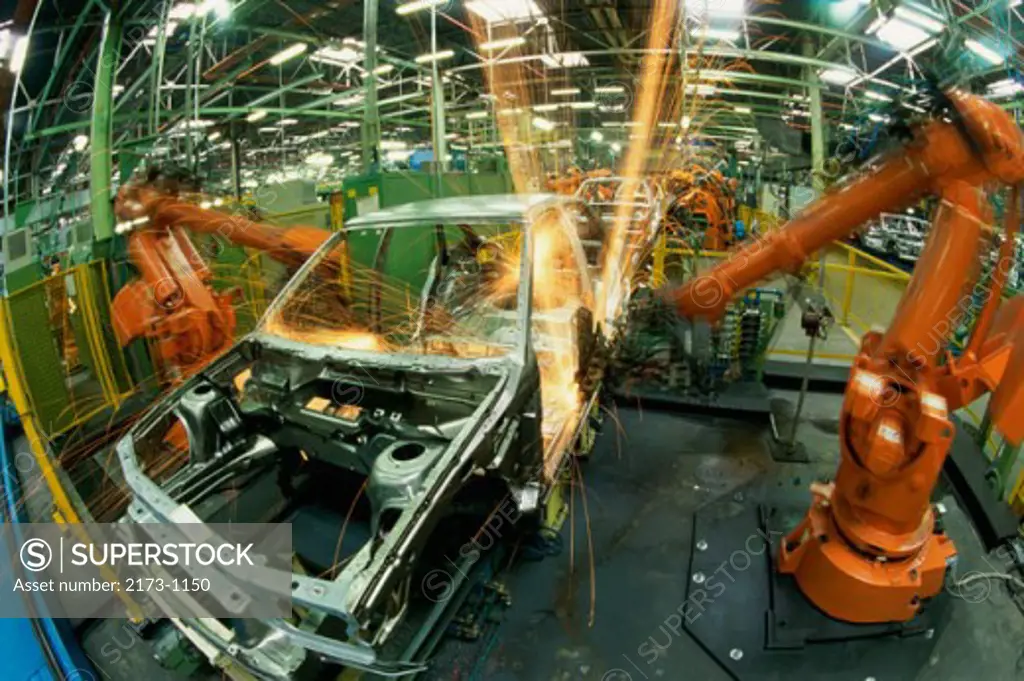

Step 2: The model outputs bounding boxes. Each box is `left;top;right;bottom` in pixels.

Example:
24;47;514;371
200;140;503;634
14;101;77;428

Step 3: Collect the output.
440;399;1024;681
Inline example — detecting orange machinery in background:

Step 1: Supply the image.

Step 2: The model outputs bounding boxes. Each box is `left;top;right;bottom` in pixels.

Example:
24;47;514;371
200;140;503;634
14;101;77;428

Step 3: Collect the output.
662;164;739;250
666;89;1024;624
111;184;330;380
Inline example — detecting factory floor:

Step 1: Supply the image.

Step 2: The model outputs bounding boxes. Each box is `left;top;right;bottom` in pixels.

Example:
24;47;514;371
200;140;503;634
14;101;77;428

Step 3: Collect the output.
429;398;1024;681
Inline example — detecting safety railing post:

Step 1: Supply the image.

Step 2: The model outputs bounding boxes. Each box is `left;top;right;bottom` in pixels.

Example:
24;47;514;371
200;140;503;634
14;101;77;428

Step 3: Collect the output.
842;248;856;327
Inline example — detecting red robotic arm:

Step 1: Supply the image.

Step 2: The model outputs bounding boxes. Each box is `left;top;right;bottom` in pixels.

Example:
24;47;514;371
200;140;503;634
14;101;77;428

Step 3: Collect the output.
662;89;1024;623
111;185;331;379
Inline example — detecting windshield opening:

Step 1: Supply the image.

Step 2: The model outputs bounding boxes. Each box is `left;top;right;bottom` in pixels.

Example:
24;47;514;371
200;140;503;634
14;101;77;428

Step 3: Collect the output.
261;221;526;359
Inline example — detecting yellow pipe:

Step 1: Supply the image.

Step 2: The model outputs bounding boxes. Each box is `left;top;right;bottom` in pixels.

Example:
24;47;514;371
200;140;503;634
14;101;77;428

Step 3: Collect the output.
842;248;856;326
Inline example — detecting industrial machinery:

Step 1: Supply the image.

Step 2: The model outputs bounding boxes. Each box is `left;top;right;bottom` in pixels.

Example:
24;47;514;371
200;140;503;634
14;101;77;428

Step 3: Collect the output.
665;88;1024;625
662;165;739;250
113;195;611;678
110;170;331;380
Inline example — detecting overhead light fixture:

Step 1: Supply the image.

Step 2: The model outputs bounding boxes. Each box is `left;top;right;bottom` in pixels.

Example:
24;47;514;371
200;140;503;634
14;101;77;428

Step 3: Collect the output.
465;0;544;24
682;115;691;128
610;142;622;152
551;87;581;96
684;0;745;18
590;131;604;142
414;49;454;64
570;101;597;110
533;103;560;112
396;0;446;14
197;0;232;18
305;152;335;167
466;111;489;119
864;90;892;102
246;110;267;122
657;121;676;128
819;66;858;86
279;118;299;125
269;42;308;66
311;45;361;66
690;27;741;42
380;140;409;150
868;112;890;123
539;52;589;68
532;116;556;131
333;93;365;107
207;131;222;142
965;39;1002;65
373;64;395;75
893;5;944;33
986;78;1024;99
868;5;944;52
0;30;30;74
733;106;752;114
169;3;199;20
594;85;626;94
258;126;280;133
480;36;526;51
72;135;89;151
684;84;716;96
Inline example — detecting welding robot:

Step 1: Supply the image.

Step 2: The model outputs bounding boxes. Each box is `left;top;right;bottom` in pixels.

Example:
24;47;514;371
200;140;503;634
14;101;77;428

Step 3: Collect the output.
111;169;331;380
663;88;1024;625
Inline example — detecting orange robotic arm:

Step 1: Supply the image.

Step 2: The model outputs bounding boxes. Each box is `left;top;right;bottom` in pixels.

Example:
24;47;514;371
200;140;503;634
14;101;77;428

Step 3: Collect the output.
662;90;1024;624
111;185;331;379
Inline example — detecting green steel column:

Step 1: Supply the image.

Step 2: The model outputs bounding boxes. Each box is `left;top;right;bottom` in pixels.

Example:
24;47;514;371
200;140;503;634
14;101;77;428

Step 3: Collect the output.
430;5;448;183
90;11;122;242
805;37;825;287
361;0;380;173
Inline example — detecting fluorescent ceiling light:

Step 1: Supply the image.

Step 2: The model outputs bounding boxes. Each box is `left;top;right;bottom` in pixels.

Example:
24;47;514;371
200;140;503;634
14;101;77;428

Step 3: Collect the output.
498;108;523;116
269;43;308;65
539;52;589;68
893;5;945;34
684;84;716;96
169;3;199;20
594;85;626;94
570;101;597;110
820;66;858;85
305;152;335;167
684;0;745;18
207;131;222;142
875;18;931;51
380;140;408;150
987;78;1024;99
311;46;361;66
415;49;454;63
657;121;676;128
868;112;889;123
333;93;365;107
466;111;489;119
466;0;544;24
480;36;526;51
682;115;691;128
965;39;1002;65
610;142;622;152
396;0;446;14
258;127;280;133
532;116;556;131
246;110;267;122
551;87;580;96
533;103;560;112
734;106;752;113
690;27;741;42
864;90;892;102
197;0;231;18
373;64;395;75
72;135;89;151
590;131;604;142
279;118;299;125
